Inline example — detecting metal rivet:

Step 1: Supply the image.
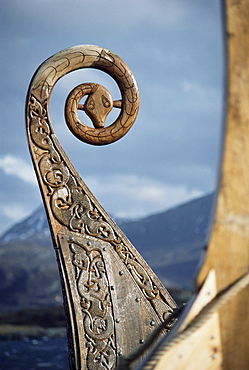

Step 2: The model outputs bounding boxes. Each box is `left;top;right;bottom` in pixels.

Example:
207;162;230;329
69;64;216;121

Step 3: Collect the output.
150;320;156;327
103;247;107;251
139;339;144;344
87;241;91;246
135;297;140;302
116;318;120;323
118;350;122;356
110;286;114;290
69;236;74;241
119;270;124;276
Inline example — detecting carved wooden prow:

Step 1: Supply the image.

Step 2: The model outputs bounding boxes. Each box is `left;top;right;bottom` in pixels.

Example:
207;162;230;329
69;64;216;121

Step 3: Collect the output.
26;45;177;369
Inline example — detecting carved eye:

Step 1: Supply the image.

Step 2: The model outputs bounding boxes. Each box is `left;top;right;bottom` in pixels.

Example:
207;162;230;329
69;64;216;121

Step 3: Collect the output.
102;95;111;108
88;96;95;110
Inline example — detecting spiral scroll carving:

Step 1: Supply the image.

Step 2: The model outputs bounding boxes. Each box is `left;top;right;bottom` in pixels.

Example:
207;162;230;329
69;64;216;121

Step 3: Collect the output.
28;45;139;145
26;45;177;369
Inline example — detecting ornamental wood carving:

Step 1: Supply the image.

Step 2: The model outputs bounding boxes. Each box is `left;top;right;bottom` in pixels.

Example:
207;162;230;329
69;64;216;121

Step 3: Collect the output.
26;45;177;369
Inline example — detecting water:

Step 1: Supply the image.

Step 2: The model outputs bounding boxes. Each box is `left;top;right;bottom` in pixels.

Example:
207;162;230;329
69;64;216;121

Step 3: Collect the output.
0;338;69;370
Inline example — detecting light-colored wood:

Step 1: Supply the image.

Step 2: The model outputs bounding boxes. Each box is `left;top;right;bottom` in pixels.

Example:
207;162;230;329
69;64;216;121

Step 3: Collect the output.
196;2;249;366
179;269;217;331
153;271;222;369
219;282;249;369
144;270;249;369
197;0;249;293
140;1;249;369
154;314;222;370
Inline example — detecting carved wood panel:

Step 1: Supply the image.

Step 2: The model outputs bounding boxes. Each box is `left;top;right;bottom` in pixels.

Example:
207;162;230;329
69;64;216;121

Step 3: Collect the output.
26;45;177;369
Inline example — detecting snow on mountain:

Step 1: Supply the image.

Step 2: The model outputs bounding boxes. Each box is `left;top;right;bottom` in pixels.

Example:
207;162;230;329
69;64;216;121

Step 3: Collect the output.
0;206;50;244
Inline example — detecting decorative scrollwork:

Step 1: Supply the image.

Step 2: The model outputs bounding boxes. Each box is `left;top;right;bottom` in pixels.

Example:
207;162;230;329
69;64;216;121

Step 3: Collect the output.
27;90;174;316
29;45;139;145
70;240;116;370
26;45;177;369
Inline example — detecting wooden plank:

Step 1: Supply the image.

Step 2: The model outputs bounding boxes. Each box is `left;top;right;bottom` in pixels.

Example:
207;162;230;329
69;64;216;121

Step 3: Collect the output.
197;0;249;369
153;314;222;370
196;1;249;367
141;2;249;368
153;270;222;369
197;0;249;293
219;282;249;368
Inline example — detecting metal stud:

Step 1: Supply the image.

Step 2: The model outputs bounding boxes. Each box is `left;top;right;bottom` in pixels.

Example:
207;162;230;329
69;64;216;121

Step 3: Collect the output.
103;247;107;251
119;270;124;276
150;320;156;327
135;297;140;302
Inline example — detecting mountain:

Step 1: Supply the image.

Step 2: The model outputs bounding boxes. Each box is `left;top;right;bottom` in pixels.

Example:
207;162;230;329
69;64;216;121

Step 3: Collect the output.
0;193;215;312
0;206;51;245
120;193;215;289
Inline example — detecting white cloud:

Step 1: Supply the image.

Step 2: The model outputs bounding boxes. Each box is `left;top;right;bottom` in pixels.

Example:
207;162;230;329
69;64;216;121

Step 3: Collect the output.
1;203;32;223
84;173;203;219
0;0;222;236
0;155;36;185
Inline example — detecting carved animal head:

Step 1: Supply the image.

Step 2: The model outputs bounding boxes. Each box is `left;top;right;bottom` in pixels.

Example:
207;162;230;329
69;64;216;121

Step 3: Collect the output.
84;85;113;128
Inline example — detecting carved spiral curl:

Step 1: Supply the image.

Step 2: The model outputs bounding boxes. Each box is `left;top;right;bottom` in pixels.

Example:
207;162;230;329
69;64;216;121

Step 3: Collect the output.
27;45;140;145
26;46;177;370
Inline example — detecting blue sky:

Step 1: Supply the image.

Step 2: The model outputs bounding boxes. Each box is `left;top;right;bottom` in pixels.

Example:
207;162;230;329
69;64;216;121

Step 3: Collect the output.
0;0;224;235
